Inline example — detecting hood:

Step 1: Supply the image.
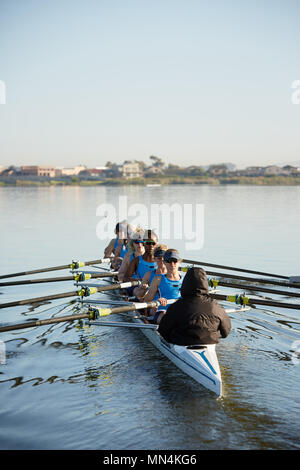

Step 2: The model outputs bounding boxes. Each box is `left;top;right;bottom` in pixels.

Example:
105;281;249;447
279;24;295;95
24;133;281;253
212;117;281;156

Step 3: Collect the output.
180;267;209;297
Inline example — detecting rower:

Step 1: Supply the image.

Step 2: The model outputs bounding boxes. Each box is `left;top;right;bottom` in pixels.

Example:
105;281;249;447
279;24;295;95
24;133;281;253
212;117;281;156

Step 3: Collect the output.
114;223;136;259
104;221;131;270
143;248;183;324
133;244;168;299
125;230;158;281
118;228;145;282
104;221;128;258
124;229;158;296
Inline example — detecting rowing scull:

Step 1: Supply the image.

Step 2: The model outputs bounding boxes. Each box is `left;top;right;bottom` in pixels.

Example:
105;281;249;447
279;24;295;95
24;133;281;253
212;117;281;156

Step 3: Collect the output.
76;274;224;396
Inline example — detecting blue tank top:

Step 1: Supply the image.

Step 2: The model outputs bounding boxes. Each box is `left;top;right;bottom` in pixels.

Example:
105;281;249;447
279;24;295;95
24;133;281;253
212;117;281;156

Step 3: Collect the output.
120;244;128;258
136;255;157;279
113;237;119;251
148;270;160;284
155;274;183;311
113;237;128;258
129;252;138;279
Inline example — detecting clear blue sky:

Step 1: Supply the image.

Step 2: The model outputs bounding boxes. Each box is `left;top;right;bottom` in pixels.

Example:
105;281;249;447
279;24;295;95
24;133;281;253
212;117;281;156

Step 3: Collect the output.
0;0;300;169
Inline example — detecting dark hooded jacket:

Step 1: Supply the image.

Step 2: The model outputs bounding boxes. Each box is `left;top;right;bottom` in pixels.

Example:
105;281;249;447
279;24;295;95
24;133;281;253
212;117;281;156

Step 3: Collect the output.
158;267;231;345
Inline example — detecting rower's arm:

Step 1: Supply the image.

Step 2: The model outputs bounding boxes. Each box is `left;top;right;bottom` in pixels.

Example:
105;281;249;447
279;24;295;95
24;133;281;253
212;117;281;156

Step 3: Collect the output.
114;239;124;258
218;306;232;338
104;238;115;257
118;252;130;281
157;303;178;341
124;257;138;281
143;276;161;303
133;271;151;299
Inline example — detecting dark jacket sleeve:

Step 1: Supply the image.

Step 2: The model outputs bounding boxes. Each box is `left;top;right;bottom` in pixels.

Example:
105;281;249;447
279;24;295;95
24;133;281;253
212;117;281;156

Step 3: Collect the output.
157;301;181;342
214;303;231;338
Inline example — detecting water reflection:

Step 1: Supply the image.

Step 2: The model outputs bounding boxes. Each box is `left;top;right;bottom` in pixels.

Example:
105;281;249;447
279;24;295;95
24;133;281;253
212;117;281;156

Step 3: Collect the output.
1;185;300;449
0;362;118;389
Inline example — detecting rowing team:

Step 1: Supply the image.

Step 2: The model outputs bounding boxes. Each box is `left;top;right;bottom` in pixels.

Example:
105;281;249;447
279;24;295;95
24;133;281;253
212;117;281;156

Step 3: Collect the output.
104;222;231;347
104;223;181;324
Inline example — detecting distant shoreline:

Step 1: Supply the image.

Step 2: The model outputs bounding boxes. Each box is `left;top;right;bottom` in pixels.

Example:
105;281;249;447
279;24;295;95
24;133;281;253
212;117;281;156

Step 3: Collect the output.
1;176;300;186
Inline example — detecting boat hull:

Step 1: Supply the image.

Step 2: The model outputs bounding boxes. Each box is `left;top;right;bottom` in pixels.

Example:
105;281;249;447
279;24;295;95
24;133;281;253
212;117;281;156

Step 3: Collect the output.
131;316;222;396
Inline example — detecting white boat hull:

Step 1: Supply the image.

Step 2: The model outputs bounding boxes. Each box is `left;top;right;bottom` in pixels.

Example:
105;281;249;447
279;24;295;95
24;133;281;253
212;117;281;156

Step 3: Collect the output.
131;316;222;396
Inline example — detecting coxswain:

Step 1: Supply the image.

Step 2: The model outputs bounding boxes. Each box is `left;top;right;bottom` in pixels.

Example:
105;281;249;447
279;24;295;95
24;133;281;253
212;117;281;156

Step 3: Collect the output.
158;267;231;346
143;248;183;324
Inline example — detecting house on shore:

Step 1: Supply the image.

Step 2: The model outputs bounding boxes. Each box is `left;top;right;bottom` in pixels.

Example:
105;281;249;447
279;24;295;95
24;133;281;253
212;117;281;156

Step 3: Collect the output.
122;162;143;179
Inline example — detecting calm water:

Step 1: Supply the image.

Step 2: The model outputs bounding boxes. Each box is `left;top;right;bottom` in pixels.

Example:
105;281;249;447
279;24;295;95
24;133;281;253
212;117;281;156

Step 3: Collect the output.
0;184;299;450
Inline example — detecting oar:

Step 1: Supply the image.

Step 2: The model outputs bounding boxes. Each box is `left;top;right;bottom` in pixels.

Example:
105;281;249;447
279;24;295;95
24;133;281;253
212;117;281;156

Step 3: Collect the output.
0;258;112;280
210;292;300;310
180;267;300;289
0;297;249;334
0;300;159;333
0;271;118;287
0;281;140;309
87;320;158;329
206;271;300;289
207;278;300;298
182;259;295;281
80;298;251;313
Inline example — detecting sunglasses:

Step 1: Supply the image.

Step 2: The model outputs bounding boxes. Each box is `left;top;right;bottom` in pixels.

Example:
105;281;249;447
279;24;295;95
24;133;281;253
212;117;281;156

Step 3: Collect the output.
133;240;144;244
144;240;156;246
165;258;179;264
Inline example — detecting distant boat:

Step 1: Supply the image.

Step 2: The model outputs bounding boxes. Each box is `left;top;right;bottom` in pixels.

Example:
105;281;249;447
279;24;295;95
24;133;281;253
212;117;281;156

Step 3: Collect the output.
146;183;161;187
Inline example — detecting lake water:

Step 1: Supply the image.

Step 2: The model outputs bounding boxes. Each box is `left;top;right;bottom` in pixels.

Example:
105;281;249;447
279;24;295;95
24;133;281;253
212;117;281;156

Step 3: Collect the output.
0;184;299;450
